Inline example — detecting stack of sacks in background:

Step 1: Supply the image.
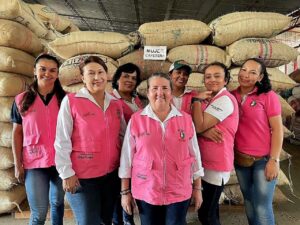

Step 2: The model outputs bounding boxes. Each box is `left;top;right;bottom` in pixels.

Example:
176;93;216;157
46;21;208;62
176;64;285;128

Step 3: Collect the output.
48;31;140;92
208;11;298;204
0;16;43;213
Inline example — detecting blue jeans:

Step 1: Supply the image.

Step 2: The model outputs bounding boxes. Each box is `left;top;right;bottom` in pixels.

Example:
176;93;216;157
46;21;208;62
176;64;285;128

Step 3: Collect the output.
25;166;64;225
235;158;277;225
112;196;135;225
66;170;119;225
136;199;190;225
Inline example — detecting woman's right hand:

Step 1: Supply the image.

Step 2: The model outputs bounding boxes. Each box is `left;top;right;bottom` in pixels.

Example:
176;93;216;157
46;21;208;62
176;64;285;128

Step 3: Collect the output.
194;91;213;100
14;165;24;184
121;193;135;215
201;127;223;143
63;175;80;194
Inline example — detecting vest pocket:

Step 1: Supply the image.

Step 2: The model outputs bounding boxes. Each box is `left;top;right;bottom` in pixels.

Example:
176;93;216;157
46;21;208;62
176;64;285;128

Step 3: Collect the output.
23;135;43;162
132;158;153;185
175;157;194;187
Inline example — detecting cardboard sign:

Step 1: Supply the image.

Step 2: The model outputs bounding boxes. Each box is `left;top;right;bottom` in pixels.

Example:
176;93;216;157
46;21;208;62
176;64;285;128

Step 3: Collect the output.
143;46;167;60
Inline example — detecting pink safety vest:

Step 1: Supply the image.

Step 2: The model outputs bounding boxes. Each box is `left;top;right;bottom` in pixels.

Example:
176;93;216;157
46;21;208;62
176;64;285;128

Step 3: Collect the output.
15;92;59;169
130;110;195;205
197;90;239;171
111;93;143;123
173;90;197;115
68;93;123;179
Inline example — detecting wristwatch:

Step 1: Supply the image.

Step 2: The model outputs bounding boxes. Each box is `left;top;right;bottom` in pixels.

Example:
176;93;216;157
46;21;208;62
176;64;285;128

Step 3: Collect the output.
269;156;279;163
192;97;204;104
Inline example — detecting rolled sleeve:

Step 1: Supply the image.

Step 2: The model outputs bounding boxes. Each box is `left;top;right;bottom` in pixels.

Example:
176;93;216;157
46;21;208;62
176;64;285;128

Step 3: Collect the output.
54;96;75;179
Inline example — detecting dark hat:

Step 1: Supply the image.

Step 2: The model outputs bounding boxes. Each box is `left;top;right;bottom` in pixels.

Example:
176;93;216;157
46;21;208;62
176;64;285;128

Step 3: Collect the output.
169;60;192;74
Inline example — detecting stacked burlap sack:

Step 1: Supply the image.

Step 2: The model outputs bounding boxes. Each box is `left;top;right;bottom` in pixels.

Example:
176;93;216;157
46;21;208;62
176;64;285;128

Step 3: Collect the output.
0;0;46;213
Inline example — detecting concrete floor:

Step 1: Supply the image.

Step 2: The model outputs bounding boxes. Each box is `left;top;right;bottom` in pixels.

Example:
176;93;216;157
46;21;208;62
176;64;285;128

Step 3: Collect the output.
0;140;299;225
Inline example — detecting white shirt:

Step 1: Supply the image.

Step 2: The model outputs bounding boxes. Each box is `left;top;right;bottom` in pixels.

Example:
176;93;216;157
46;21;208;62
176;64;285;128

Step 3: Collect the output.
54;88;126;179
202;87;234;186
118;104;204;180
172;88;193;110
112;89;140;112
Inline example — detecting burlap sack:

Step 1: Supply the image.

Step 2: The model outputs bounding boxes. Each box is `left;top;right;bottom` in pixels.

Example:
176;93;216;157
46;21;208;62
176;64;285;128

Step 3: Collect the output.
222;185;288;205
227;38;299;67
118;50;171;80
283;125;293;138
138;20;211;49
229;67;297;92
0;147;14;170
0;185;26;214
0;72;31;97
0;47;35;77
28;4;71;32
0;19;42;54
0;168;17;191
289;69;300;83
59;54;118;86
279;95;296;122
292;86;300;98
167;45;231;72
186;73;206;92
210;12;291;47
0;122;12;148
0;97;14;122
48;31;136;59
0;0;48;38
63;81;113;94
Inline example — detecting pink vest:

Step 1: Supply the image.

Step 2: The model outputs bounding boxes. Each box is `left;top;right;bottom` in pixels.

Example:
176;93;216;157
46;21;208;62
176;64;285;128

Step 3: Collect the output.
68;93;123;179
111;93;143;123
15;92;59;169
130;110;195;205
173;90;197;115
197;90;239;171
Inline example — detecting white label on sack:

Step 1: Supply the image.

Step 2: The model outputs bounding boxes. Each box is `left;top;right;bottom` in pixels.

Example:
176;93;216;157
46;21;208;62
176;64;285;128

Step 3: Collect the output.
143;46;167;60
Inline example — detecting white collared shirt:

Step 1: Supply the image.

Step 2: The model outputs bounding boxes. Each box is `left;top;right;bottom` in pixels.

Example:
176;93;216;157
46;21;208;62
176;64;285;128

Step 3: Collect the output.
172;88;193;110
119;104;204;180
54;87;126;179
112;89;140;112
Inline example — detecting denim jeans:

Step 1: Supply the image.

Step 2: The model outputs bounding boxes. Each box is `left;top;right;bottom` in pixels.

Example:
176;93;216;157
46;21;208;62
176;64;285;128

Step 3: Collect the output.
235;158;277;225
66;170;119;225
136;199;190;225
25;166;64;225
198;180;224;225
112;196;135;225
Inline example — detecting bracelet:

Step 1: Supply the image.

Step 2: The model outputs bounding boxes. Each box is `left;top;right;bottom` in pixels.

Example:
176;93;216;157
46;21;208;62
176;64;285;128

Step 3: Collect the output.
120;189;131;195
192;97;204;104
193;187;203;191
269;156;280;163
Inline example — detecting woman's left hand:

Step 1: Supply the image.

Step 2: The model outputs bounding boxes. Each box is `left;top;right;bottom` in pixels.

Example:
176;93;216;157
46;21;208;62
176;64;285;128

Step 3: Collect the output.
192;189;203;211
265;159;280;181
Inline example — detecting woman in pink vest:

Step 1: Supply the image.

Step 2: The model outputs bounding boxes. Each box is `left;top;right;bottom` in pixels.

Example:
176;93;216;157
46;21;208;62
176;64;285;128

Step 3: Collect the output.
119;72;204;225
192;62;239;225
11;54;66;225
231;58;283;225
169;60;198;114
54;56;126;225
111;63;144;225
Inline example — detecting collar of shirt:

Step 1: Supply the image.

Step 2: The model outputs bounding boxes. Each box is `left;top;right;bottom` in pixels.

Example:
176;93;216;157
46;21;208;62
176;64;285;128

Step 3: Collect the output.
112;89;136;103
173;87;193;98
140;104;182;123
236;86;258;104
75;87;117;111
37;90;55;105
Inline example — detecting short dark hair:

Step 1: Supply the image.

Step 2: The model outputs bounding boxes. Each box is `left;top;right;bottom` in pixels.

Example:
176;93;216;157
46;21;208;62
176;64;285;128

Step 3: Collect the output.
240;58;272;95
112;63;141;90
203;62;230;85
147;72;173;91
34;53;60;69
79;56;108;75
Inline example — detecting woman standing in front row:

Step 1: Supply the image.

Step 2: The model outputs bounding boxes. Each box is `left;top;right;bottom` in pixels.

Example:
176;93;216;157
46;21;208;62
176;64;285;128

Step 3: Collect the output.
231;58;283;225
55;56;126;225
11;54;65;225
111;63;143;225
119;73;204;225
192;62;239;225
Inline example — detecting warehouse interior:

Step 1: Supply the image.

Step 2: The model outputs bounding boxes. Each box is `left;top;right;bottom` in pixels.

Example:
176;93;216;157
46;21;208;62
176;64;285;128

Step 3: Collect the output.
23;0;300;35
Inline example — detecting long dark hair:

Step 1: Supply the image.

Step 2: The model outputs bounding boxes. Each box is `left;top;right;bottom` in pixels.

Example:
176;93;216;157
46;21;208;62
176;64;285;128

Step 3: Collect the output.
20;54;66;115
112;63;141;92
240;58;272;95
